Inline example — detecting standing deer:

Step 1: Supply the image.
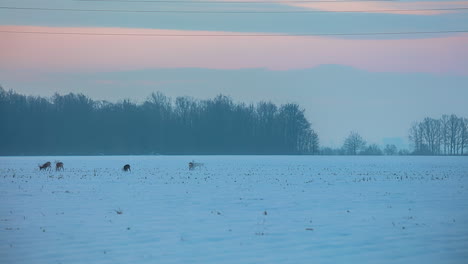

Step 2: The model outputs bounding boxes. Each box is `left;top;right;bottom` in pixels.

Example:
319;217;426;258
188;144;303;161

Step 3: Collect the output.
55;161;64;171
39;161;51;171
123;164;131;172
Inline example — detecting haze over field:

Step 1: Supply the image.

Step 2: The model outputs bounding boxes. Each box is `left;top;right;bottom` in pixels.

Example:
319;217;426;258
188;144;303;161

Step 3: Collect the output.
1;0;468;147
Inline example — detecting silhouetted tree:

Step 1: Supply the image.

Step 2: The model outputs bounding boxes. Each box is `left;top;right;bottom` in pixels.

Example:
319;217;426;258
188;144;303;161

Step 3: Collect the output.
343;131;366;155
361;144;383;155
398;149;410;155
409;114;467;155
384;144;398;155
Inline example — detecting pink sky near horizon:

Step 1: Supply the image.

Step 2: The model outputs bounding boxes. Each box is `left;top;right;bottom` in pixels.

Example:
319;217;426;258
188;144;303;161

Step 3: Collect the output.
214;0;468;15
1;25;467;75
283;0;468;15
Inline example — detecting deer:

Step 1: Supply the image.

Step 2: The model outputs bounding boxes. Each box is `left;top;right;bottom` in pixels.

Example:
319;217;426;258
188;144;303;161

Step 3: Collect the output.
123;164;131;172
188;161;204;170
55;161;64;171
39;161;51;171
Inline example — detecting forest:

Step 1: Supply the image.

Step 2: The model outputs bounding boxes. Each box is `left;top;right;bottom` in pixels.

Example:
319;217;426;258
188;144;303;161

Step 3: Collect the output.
0;87;319;155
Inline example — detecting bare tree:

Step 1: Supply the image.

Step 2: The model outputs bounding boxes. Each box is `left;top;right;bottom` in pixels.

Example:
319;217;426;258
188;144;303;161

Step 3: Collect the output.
449;114;461;155
409;114;468;155
409;123;425;154
384;144;398;155
343;131;366;155
298;129;319;154
441;115;450;155
361;144;383;155
421;117;441;155
459;118;468;155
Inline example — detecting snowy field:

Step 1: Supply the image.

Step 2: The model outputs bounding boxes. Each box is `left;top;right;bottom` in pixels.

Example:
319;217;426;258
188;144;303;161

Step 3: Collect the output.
1;156;467;264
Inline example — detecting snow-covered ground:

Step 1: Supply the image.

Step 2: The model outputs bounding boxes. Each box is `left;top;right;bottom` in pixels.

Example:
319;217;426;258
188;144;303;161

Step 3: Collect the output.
1;156;467;264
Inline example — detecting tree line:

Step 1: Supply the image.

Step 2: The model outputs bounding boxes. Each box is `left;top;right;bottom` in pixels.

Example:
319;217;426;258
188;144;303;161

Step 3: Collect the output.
409;114;468;155
1;87;466;156
320;131;408;156
320;117;468;156
324;114;468;156
0;88;319;155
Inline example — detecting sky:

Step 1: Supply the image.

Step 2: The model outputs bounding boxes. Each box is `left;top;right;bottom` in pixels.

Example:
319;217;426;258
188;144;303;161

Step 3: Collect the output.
1;0;468;148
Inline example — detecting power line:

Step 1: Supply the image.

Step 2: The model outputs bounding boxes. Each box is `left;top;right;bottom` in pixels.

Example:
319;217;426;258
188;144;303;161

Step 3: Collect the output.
74;0;400;3
1;6;468;13
1;29;466;37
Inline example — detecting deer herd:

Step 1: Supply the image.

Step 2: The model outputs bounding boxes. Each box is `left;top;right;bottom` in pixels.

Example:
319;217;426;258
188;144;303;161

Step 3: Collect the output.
38;161;203;172
39;161;63;171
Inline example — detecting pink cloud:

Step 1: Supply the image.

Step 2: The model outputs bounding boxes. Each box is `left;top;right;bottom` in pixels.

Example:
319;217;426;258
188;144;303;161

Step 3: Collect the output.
0;25;467;75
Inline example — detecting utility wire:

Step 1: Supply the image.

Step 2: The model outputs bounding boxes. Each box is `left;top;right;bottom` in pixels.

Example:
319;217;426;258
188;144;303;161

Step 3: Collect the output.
1;29;466;36
74;0;400;3
1;6;468;13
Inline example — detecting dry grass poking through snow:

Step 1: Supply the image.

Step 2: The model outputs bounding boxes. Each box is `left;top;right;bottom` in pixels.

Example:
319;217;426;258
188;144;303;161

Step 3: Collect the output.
0;156;467;264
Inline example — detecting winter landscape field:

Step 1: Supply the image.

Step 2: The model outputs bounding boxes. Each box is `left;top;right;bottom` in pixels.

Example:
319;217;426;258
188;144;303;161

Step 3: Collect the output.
1;156;467;264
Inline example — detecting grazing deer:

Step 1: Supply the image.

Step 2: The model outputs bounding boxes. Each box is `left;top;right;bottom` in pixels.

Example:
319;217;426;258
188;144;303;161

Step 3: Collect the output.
188;161;203;170
55;161;64;171
39;161;51;171
123;164;131;172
